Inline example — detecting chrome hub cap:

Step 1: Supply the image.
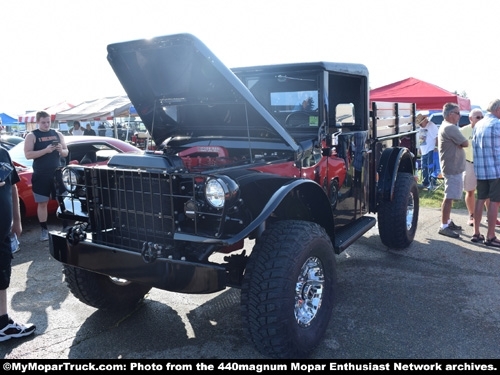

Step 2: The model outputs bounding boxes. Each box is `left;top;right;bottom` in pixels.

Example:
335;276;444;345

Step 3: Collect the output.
294;256;325;327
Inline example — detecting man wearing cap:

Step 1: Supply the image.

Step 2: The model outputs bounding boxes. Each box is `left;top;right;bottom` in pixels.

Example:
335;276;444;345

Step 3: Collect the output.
417;113;439;190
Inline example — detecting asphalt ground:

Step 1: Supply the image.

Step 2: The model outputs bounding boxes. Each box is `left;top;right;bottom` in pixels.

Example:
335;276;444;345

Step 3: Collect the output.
2;207;500;359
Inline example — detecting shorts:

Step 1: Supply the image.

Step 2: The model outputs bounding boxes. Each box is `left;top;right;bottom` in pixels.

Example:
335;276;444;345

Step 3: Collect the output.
476;179;500;202
32;173;56;201
443;173;464;200
33;192;50;203
463;161;477;192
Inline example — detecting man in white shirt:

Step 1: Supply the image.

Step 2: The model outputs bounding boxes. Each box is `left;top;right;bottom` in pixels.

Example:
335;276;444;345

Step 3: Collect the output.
71;121;84;135
417;113;438;189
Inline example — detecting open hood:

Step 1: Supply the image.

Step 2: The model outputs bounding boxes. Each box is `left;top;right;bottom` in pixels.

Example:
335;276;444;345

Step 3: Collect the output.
107;33;299;151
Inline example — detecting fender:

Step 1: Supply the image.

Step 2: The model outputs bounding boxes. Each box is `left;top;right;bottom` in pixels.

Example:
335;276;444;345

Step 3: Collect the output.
377;147;415;202
175;178;335;245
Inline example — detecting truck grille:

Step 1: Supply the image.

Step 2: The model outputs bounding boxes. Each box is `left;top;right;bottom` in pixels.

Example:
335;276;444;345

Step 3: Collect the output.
84;168;224;253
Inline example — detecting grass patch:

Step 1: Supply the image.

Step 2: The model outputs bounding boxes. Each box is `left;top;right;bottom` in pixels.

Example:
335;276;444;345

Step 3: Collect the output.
416;175;467;210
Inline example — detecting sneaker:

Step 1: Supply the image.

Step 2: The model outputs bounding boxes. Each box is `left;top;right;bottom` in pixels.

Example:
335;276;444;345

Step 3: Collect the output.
438;227;460;238
467;216;474;227
40;228;49;241
448;221;462;231
10;233;20;254
0;319;36;342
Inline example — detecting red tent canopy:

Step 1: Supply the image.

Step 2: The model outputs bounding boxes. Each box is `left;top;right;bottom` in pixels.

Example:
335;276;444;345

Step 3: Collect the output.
370;77;471;111
18;101;75;123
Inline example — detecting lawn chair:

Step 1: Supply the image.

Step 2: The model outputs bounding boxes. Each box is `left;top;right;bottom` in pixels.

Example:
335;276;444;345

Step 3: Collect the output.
429;151;444;191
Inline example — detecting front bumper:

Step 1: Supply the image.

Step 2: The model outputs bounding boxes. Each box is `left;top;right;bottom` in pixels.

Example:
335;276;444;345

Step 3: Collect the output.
49;231;227;294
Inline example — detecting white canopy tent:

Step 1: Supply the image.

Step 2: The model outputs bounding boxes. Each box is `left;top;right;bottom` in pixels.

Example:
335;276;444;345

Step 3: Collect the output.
18;101;75;131
55;96;132;121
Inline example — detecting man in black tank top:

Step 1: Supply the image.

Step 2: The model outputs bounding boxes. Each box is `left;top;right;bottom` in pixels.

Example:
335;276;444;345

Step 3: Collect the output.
24;111;68;241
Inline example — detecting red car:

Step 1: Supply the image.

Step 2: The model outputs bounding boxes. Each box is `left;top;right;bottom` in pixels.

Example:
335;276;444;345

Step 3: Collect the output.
8;135;142;218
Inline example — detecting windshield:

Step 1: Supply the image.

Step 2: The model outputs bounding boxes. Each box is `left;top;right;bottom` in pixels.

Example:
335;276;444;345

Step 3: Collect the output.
8;141;32;168
237;72;320;128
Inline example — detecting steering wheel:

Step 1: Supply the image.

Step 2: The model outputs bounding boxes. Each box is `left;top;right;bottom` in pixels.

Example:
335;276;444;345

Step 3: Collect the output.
285;111;312;127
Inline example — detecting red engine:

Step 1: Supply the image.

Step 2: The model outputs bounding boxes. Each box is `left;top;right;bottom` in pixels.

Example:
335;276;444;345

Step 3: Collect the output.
178;146;235;171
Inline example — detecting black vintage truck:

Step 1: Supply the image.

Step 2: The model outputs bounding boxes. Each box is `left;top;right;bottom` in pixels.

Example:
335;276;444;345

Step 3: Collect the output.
49;33;419;358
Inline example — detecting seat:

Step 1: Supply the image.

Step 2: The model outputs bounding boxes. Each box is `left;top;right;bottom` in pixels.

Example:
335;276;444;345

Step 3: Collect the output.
80;151;97;164
428;151;444;191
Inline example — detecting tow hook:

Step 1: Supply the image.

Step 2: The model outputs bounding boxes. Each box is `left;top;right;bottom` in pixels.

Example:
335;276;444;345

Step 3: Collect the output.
141;242;162;263
66;223;88;245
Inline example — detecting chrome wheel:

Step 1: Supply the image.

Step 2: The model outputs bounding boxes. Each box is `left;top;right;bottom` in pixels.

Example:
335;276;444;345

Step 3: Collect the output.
294;256;325;327
406;191;415;230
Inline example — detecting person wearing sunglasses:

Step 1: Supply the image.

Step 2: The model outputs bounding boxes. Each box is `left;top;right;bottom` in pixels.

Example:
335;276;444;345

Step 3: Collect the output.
459;108;499;229
437;103;469;238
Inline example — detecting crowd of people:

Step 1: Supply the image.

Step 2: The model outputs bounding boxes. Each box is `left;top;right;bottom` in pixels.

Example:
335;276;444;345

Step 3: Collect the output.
416;100;500;245
67;121;129;140
68;121;97;136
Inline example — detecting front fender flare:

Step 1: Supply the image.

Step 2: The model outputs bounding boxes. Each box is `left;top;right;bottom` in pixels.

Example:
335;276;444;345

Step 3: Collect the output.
175;179;334;245
244;178;335;240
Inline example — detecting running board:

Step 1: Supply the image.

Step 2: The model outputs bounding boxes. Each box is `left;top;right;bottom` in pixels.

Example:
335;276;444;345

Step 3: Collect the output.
334;216;377;254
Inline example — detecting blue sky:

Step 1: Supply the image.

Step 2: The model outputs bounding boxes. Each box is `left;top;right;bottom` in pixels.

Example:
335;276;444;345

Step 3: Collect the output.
2;0;499;116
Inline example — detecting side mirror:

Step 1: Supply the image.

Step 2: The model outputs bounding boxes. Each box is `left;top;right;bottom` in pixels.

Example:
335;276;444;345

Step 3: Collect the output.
335;103;355;127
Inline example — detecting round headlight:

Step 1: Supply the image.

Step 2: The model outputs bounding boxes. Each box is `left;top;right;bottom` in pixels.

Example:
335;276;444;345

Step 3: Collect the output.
62;168;79;192
205;178;226;208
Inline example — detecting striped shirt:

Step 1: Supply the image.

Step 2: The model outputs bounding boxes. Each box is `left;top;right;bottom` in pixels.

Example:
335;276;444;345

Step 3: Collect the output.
472;112;500;180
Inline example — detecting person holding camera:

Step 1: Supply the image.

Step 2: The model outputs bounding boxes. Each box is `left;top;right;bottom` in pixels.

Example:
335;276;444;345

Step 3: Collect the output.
24;111;68;241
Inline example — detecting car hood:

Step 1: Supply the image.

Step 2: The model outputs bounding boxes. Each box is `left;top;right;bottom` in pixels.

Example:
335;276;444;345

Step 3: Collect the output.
107;33;299;151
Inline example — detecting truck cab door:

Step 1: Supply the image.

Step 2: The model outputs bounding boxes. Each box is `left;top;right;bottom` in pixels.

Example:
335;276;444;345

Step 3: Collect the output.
331;104;368;226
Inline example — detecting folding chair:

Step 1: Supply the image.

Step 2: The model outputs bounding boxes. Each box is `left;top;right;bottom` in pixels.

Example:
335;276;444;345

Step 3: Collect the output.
429;151;444;191
415;158;422;183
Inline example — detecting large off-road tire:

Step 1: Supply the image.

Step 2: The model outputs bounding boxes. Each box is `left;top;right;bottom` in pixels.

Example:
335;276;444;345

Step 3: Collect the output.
378;172;419;249
63;265;152;310
241;220;337;359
